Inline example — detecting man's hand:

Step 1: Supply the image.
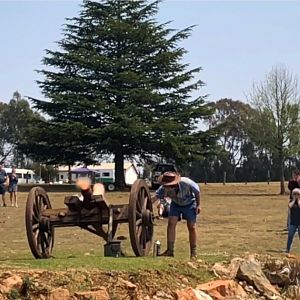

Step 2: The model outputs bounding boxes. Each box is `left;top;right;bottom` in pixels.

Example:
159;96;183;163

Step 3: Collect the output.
196;205;201;214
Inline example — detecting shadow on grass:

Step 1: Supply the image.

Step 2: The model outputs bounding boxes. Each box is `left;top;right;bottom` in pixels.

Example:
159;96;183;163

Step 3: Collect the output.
266;249;286;254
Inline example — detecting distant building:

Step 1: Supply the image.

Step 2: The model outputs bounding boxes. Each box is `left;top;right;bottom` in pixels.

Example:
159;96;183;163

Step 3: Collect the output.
57;162;139;185
4;168;38;184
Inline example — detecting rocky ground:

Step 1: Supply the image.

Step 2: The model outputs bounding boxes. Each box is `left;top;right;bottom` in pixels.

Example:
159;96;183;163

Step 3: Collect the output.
1;254;300;300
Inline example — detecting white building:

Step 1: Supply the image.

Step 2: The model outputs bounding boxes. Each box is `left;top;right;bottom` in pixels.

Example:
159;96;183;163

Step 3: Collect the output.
4;168;37;184
57;162;139;186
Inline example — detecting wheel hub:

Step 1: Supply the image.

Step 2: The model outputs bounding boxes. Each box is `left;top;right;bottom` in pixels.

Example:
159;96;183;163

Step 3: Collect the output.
39;217;50;232
142;209;153;226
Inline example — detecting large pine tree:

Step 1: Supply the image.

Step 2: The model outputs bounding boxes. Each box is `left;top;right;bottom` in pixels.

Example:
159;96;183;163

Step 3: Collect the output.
25;0;214;188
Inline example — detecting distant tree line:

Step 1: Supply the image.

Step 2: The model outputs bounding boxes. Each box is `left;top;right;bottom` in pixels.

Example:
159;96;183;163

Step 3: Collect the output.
187;66;300;195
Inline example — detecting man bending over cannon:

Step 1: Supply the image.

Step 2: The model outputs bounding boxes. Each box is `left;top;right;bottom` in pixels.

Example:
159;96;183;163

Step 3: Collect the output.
152;172;201;259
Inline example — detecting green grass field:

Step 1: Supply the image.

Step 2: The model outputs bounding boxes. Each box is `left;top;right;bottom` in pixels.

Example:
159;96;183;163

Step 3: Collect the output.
0;182;291;272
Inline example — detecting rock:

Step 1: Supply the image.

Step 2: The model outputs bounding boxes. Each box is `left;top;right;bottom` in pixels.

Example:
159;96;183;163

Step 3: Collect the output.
268;259;285;270
283;285;300;300
264;258;291;286
75;288;109;300
264;269;290;287
0;275;23;293
228;257;243;278
236;256;280;299
91;285;106;291
285;258;300;286
154;290;173;299
1;271;12;277
176;287;213;300
244;285;254;293
212;257;242;279
140;296;151;300
286;254;297;260
47;288;70;300
182;277;189;283
187;261;197;269
118;278;137;289
212;263;230;278
197;279;248;300
118;278;137;298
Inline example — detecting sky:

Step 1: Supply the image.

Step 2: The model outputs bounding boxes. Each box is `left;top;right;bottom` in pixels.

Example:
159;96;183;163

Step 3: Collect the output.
0;0;300;104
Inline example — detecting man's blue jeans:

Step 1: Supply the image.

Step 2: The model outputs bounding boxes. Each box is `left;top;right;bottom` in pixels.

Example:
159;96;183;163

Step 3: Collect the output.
286;224;300;252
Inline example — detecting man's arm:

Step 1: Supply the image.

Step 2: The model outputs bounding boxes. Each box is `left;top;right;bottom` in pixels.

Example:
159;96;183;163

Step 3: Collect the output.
289;198;296;208
195;192;200;206
151;186;164;204
186;178;201;212
195;191;201;214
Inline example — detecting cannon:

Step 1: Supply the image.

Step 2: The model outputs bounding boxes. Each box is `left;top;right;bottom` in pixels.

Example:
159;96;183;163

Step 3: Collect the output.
25;179;154;258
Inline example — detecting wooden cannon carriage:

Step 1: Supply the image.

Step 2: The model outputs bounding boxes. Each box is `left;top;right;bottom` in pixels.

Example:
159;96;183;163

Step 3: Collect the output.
25;179;154;258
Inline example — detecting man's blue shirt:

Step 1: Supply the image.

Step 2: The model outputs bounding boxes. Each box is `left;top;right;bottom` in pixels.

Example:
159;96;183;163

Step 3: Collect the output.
155;177;200;206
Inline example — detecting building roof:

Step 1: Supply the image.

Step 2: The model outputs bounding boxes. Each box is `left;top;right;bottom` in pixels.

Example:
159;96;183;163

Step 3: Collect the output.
57;162;134;172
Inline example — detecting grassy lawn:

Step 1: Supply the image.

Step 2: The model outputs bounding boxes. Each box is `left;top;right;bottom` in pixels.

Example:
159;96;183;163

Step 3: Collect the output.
0;182;291;272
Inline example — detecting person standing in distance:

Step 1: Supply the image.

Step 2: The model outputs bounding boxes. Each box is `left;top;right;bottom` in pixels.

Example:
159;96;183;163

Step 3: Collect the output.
286;188;300;253
8;166;18;207
0;164;7;207
287;170;300;229
152;172;201;259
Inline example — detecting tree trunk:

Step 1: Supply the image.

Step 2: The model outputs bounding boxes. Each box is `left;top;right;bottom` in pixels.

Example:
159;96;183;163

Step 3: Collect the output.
114;150;126;190
68;165;71;184
279;155;285;195
223;171;226;185
233;166;237;182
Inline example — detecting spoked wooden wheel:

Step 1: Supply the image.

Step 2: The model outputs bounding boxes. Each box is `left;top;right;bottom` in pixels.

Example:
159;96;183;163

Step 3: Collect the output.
25;187;54;259
128;179;154;256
